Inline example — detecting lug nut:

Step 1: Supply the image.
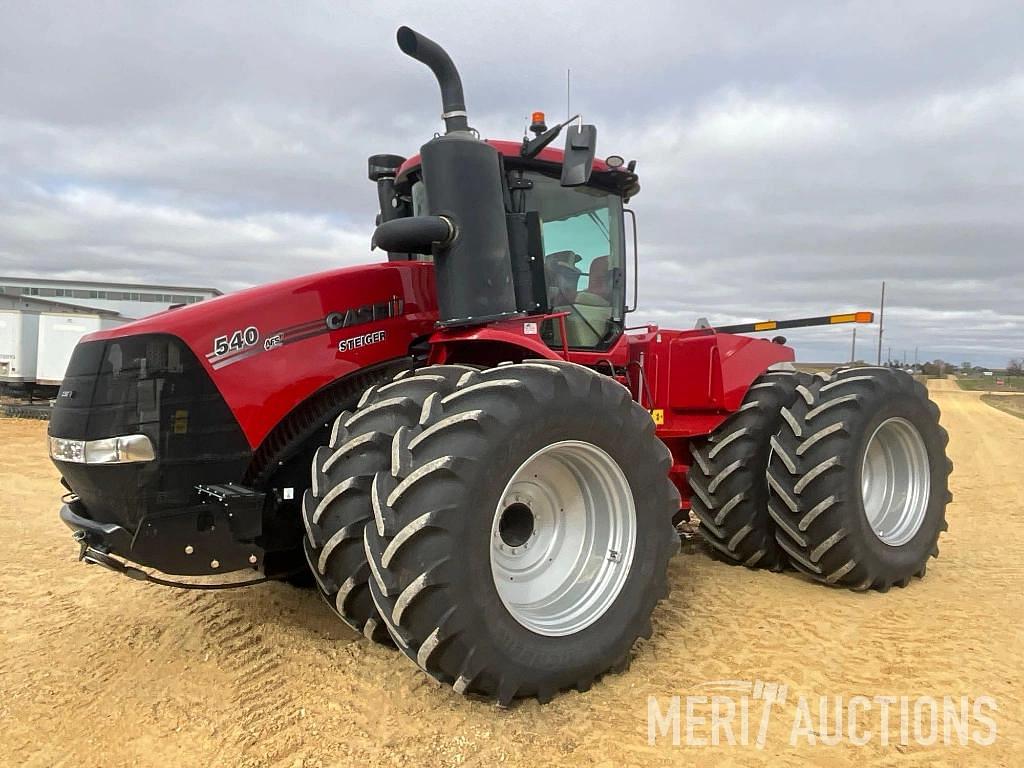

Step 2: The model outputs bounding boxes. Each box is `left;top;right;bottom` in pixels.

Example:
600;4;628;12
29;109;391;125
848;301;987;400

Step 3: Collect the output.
184;545;194;555
211;559;220;569
248;554;258;564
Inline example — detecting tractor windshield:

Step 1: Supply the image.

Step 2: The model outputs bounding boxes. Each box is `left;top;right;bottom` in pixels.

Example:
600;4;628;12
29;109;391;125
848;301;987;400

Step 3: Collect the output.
517;172;626;349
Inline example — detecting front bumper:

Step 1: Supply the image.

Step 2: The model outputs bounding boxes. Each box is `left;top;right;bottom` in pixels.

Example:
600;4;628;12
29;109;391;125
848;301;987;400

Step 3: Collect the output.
59;488;266;577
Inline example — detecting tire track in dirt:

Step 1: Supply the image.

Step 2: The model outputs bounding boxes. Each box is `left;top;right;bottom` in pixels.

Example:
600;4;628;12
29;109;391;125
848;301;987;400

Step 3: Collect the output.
175;589;304;766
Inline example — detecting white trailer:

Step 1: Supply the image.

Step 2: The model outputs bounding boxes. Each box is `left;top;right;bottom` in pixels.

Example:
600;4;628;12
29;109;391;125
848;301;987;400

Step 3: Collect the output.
36;311;124;385
0;308;41;384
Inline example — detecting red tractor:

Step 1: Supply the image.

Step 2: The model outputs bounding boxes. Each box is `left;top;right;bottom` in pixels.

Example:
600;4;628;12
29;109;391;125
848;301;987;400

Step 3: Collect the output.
50;27;951;705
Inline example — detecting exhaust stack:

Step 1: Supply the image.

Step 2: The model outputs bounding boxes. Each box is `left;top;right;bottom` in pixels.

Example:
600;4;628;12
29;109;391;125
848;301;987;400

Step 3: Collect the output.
371;26;518;328
396;26;469;134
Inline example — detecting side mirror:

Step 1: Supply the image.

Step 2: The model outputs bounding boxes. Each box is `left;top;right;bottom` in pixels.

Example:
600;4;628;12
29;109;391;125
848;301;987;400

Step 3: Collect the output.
560;124;597;187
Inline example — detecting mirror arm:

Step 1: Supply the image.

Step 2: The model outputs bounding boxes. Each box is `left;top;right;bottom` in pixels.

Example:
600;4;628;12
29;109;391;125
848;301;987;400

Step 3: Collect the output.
624;207;639;313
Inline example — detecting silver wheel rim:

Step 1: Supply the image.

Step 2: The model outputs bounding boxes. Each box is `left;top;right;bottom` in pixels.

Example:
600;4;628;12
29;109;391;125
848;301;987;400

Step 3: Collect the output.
490;440;637;637
861;417;931;546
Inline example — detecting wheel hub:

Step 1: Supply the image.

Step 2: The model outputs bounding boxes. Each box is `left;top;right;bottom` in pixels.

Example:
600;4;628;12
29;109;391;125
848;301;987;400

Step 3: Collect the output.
498;502;535;548
861;417;931;546
490;440;637;637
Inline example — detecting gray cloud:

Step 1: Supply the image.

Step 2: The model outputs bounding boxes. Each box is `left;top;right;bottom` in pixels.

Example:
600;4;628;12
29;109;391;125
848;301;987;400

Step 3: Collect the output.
1;0;1021;366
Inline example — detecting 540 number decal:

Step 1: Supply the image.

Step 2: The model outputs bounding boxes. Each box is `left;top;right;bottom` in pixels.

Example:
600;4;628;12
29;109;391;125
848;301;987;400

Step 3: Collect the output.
212;326;260;357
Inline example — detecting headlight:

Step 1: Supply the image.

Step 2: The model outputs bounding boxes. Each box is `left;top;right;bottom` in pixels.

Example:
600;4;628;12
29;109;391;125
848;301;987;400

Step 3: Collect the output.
49;435;155;464
49;437;85;463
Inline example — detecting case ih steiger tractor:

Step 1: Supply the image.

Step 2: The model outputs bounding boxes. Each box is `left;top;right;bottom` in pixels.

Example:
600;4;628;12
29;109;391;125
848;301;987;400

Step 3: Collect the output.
50;27;951;705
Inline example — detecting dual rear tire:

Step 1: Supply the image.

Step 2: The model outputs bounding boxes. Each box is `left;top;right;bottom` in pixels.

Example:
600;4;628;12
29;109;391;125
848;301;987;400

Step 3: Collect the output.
692;367;951;592
766;367;952;591
690;370;812;570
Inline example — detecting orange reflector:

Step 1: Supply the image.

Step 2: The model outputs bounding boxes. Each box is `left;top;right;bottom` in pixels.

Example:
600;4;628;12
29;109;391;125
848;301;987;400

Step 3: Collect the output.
531;111;545;124
754;321;777;331
829;312;875;324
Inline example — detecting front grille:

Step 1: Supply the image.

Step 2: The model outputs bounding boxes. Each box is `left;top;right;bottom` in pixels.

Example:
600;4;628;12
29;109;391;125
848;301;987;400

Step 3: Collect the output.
50;334;251;529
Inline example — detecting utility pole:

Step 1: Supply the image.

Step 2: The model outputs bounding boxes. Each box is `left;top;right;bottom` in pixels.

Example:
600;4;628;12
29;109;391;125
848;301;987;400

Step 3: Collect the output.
876;281;886;365
914;347;918;367
888;346;892;366
850;328;857;363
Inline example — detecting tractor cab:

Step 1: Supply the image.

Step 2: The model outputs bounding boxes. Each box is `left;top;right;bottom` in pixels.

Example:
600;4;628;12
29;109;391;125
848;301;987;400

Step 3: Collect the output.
382;139;639;351
509;166;626;349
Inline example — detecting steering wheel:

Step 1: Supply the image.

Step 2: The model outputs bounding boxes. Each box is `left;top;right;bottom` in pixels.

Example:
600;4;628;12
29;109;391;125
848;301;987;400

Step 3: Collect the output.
544;250;582;305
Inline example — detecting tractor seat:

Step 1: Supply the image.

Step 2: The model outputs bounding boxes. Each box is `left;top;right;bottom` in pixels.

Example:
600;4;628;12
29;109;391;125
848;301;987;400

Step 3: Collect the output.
586;255;611;301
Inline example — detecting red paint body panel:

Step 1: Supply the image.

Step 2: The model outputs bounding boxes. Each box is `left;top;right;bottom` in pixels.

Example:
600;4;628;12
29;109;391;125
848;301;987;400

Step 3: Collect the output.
79;257;791;472
430;315;794;505
84;262;440;448
425;313;794;437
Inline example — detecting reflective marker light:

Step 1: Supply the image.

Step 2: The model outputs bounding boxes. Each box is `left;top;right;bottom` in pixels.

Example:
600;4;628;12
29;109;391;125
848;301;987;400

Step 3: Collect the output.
605;154;625;169
49;434;156;464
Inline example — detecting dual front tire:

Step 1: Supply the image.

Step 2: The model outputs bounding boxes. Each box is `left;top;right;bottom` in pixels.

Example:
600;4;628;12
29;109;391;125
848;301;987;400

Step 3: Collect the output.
306;361;679;704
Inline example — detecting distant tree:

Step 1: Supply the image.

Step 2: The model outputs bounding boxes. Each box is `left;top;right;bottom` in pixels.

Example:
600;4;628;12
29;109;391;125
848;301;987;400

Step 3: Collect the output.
919;359;950;377
1008;359;1023;376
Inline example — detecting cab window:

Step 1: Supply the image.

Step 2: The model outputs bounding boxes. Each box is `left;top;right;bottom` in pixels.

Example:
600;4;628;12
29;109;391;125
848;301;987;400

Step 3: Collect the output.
519;172;625;349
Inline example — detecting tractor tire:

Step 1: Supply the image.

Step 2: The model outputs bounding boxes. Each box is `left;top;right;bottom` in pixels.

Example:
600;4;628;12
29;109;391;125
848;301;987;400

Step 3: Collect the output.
302;365;479;643
689;369;813;571
766;367;952;591
363;361;679;705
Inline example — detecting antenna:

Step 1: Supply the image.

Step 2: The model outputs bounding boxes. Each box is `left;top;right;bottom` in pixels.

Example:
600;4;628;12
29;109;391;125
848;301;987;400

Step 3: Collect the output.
566;68;571;120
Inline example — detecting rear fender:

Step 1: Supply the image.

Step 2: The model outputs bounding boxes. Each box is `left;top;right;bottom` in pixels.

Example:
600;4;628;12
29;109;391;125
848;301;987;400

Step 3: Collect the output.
637;331;794;439
664;332;794;413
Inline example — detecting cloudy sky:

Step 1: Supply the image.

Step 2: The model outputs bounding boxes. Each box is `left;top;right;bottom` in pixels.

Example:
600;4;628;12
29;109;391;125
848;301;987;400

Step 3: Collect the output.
2;1;1021;366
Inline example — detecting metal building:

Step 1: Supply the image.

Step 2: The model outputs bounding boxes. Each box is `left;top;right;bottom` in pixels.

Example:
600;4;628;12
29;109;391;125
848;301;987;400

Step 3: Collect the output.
0;276;221;319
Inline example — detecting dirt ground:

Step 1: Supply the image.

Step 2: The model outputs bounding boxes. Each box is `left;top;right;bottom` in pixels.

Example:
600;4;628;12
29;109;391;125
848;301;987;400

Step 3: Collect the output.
1;379;1020;766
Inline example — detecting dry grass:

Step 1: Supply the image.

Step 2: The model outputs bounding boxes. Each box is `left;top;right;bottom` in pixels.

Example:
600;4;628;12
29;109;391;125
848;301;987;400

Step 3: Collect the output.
958;377;1024;392
981;394;1024;420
